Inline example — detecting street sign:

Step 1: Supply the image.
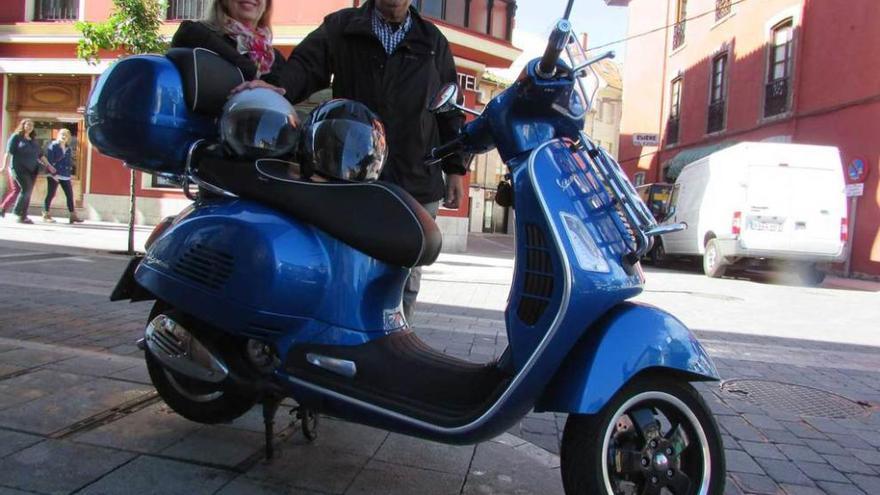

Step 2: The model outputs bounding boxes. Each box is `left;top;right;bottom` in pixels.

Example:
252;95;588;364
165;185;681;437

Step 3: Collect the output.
847;158;867;183
846;183;864;197
633;133;659;147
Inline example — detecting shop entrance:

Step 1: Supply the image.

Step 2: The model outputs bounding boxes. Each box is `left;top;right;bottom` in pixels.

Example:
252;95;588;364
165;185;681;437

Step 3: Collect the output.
4;74;91;215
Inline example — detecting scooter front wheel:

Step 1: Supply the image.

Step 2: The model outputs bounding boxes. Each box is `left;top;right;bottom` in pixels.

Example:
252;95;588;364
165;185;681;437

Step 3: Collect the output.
560;375;725;495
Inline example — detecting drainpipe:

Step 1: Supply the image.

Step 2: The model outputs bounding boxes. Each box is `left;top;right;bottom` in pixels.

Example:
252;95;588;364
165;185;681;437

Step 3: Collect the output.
653;0;673;182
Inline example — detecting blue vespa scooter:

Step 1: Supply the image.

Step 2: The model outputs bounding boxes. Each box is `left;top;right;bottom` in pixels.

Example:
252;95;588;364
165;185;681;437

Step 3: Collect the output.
92;1;725;493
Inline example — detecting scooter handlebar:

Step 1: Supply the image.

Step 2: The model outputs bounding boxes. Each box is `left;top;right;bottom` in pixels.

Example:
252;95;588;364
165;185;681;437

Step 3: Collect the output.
425;136;465;166
538;19;573;78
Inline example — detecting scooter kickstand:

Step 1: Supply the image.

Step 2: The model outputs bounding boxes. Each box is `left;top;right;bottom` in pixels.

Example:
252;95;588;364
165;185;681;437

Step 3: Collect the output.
262;397;282;461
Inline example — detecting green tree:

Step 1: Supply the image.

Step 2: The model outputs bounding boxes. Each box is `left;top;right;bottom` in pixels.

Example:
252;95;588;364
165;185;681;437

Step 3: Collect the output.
76;0;168;254
76;0;167;63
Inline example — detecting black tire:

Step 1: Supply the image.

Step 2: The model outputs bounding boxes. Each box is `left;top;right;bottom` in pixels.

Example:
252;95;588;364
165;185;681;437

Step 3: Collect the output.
702;240;727;278
145;303;257;424
797;264;826;286
650;240;667;266
561;375;725;495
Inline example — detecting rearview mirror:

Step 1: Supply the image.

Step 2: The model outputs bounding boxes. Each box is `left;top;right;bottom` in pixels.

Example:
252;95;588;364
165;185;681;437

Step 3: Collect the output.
428;83;460;113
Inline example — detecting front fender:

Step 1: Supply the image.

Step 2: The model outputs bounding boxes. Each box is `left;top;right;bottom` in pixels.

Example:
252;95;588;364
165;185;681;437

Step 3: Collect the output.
535;302;719;414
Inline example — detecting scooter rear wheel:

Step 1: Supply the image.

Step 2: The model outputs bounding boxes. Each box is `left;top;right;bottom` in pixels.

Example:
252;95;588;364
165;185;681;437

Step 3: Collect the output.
145;303;257;424
560;375;725;495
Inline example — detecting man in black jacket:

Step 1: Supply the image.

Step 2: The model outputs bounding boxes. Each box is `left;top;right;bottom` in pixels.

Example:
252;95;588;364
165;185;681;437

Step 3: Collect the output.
238;0;466;321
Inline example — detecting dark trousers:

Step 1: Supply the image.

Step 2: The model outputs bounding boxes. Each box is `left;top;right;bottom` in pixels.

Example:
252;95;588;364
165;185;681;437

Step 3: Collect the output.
10;168;36;218
44;177;75;212
403;201;440;323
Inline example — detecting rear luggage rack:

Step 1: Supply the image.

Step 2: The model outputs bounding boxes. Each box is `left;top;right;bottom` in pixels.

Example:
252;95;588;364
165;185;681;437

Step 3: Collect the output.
578;133;685;259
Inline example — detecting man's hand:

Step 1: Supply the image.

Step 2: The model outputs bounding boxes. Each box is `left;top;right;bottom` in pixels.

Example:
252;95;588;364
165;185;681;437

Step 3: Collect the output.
230;79;286;96
443;174;465;209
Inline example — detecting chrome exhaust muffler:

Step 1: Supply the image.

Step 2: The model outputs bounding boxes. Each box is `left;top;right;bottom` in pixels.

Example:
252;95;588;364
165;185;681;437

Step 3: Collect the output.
144;314;229;383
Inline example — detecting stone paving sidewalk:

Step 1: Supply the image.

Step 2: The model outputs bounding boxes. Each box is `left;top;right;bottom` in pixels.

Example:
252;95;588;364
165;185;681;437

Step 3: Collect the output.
0;337;563;495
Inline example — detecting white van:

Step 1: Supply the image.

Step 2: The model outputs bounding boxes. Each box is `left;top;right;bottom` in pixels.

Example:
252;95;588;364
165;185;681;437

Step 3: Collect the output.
657;142;847;284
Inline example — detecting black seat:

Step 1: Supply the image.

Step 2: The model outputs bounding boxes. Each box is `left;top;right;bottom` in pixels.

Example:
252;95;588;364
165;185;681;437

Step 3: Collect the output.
165;47;244;116
192;152;442;268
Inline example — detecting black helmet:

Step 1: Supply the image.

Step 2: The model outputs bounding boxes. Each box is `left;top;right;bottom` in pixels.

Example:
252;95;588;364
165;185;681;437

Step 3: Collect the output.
301;99;387;182
219;88;302;159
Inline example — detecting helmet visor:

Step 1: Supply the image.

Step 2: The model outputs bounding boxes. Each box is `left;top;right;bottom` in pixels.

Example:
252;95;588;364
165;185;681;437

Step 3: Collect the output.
308;118;387;181
222;108;301;159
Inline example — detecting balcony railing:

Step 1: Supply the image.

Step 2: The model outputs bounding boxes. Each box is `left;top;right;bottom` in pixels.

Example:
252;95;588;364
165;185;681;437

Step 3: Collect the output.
764;77;790;117
715;0;732;21
666;116;681;145
707;100;725;133
167;0;207;21
672;22;686;50
33;0;78;21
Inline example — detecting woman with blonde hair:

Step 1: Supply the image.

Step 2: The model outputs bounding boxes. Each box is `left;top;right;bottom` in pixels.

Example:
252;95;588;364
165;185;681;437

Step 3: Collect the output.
0;119;55;224
43;128;83;224
171;0;284;83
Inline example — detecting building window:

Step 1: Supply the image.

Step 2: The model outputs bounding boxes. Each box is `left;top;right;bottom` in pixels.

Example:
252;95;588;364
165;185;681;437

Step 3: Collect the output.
445;0;467;27
707;53;728;133
667;77;682;145
715;0;732;21
458;73;478;92
765;19;794;117
469;0;490;35
417;0;444;19
33;0;78;21
634;172;646;187
673;0;687;49
167;0;207;21
151;174;182;189
416;0;511;41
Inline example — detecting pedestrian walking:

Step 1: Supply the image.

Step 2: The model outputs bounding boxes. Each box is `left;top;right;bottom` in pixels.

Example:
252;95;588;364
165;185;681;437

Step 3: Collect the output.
0;161;20;218
234;0;467;321
2;119;56;224
43;129;82;224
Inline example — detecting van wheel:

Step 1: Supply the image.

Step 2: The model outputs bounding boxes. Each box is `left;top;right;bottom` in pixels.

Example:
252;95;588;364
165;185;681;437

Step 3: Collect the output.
560;375;725;495
797;264;826;286
703;240;727;278
650;241;667;266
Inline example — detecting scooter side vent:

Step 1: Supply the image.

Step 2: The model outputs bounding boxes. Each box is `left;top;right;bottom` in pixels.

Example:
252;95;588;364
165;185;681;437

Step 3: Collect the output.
173;243;234;290
517;224;554;325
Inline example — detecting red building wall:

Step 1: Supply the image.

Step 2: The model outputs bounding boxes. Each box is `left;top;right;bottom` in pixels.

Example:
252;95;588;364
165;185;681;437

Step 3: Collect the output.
618;0;880;277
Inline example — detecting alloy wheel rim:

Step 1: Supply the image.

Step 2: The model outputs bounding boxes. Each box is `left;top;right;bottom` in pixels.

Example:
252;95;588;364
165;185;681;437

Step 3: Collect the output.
706;245;717;270
600;391;712;495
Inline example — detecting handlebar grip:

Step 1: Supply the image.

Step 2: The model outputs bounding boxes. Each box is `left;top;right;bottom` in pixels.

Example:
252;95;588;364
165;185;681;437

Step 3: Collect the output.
538;19;573;78
426;137;465;165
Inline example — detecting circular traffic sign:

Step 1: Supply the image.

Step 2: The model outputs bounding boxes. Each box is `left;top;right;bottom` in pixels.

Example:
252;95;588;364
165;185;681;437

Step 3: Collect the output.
847;158;867;183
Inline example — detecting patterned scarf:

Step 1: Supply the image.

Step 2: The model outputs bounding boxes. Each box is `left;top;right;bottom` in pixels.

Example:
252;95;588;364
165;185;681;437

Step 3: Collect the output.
224;18;275;78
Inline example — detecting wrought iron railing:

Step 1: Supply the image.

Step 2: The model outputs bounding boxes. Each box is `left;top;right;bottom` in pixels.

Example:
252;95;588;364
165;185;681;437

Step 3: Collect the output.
666;117;681;145
715;0;732;21
672;22;686;49
33;0;78;21
764;78;790;117
707;100;725;133
167;0;207;21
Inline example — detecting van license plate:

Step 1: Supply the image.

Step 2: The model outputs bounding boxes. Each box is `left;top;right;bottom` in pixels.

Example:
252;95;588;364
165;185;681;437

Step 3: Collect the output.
751;221;783;232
